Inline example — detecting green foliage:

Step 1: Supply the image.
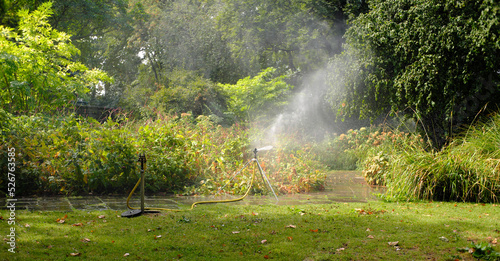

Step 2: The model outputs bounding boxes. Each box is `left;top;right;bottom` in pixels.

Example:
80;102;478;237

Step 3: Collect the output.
0;2;111;114
330;0;500;148
357;114;500;203
150;70;227;120
122;68;227;122
220;67;293;122
218;0;345;74
459;242;500;261
1;112;326;196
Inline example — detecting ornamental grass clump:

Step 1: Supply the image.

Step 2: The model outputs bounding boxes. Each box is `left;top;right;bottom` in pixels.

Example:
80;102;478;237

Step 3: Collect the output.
380;114;500;203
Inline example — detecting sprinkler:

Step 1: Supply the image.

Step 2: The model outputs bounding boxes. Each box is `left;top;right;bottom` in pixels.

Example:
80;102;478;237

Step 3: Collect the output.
219;146;278;202
122;147;278;217
121;153;159;218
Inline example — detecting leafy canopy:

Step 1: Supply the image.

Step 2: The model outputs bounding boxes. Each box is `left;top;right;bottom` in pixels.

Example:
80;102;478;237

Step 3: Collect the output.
220;67;293;122
0;2;111;114
329;0;500;148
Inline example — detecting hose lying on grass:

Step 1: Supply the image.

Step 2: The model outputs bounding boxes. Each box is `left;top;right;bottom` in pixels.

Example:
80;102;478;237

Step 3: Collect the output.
125;161;257;212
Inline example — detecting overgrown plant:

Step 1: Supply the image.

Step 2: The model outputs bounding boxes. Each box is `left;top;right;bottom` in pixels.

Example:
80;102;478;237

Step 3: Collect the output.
0;3;111;114
0;112;326;197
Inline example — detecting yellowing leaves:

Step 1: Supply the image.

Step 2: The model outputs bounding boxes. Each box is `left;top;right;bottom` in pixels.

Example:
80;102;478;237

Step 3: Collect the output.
56;214;68;223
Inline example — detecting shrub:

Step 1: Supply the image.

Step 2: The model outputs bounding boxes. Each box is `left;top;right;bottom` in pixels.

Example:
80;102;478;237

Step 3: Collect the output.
1;112;327;197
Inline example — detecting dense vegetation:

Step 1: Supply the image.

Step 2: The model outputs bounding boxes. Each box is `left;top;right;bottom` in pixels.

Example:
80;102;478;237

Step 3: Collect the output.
1;0;499;202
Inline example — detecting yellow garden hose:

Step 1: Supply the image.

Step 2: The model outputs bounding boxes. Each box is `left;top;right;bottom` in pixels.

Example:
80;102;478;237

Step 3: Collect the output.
125;163;257;212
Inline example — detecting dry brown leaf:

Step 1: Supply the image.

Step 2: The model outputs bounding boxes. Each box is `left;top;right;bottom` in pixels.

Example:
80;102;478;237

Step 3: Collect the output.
232;231;240;234
388;241;399;246
24;224;30;228
98;215;105;219
72;223;83;227
69;253;80;256
336;247;345;252
367;235;375;239
124;253;130;257
286;225;296;229
261;239;267;244
81;238;91;243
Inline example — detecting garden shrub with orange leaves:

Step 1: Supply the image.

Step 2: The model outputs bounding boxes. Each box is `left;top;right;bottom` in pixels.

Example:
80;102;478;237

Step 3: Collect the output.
0;113;326;196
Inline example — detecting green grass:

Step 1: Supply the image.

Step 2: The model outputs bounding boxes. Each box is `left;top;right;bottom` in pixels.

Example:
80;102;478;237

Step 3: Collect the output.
1;201;499;260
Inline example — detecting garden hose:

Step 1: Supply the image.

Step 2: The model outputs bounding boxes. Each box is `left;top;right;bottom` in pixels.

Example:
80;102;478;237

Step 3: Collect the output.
125;162;257;212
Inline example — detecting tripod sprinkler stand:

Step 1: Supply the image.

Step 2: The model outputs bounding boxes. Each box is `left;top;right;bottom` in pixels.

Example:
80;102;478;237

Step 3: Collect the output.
122;147;278;217
220;146;279;202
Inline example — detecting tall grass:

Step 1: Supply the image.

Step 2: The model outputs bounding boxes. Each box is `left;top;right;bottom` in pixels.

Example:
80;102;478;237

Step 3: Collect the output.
370;114;500;203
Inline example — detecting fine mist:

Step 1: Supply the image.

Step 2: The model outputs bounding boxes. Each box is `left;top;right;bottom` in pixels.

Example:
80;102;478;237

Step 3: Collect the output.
256;68;337;148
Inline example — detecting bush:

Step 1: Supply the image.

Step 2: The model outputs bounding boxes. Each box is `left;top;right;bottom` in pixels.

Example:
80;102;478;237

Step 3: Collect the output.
1;112;327;197
359;114;500;203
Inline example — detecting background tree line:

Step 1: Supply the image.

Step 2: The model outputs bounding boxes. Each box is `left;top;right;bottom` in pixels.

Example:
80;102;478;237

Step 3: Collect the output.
1;0;499;149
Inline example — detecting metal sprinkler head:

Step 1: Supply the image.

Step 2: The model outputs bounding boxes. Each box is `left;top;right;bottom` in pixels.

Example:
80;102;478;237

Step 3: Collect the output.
254;146;273;158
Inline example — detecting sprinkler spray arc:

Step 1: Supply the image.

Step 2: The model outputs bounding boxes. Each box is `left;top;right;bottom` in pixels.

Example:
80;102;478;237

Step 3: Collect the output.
121;147;278;218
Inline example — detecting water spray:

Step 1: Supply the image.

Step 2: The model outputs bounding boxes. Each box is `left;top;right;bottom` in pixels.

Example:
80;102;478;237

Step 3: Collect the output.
122;147;278;218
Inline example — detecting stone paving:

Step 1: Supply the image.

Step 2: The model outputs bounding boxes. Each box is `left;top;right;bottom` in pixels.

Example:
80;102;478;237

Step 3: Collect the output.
1;171;384;211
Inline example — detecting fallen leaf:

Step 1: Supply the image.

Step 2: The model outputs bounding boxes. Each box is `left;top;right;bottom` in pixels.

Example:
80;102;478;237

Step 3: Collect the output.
388;241;399;246
310;229;319;233
252;212;258;216
286;225;296;229
72;223;83;227
154;235;162;239
269;230;276;235
81;238;91;243
124;253;130;257
24;224;30;228
439;236;449;242
367;235;375;239
232;231;240;234
57;219;65;224
287;237;293;241
492;238;497;244
261;239;267;244
264;255;269;259
366;228;372;231
47;245;53;249
336;247;345;252
70;253;80;256
98;215;105;219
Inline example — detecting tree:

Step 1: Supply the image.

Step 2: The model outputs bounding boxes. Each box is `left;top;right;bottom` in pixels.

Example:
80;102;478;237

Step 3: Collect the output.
0;2;111;114
219;67;293;122
329;0;500;148
217;0;348;76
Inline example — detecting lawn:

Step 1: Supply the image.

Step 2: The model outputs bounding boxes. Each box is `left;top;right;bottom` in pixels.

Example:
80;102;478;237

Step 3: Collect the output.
1;201;499;260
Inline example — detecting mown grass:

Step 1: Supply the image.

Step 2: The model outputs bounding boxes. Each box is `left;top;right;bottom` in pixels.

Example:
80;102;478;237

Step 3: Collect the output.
1;201;499;260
